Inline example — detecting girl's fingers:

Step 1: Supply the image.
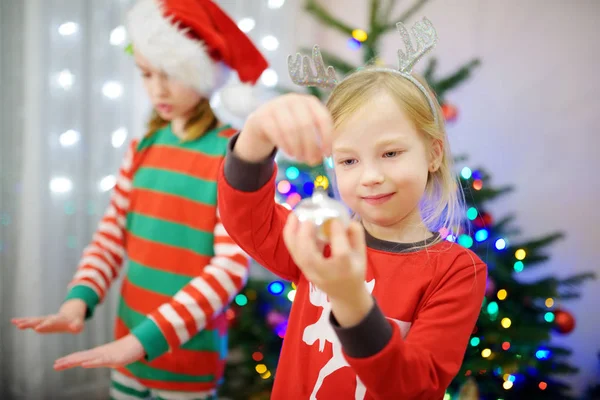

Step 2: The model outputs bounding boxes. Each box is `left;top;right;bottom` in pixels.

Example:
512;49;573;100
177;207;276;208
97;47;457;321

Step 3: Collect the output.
11;317;45;329
54;351;94;371
307;96;334;156
329;220;351;258
291;100;323;165
273;105;302;161
347;221;366;255
35;315;68;333
295;221;325;270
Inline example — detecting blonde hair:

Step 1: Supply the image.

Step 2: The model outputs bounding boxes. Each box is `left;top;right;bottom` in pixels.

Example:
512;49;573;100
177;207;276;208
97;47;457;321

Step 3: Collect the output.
326;67;465;244
145;98;218;141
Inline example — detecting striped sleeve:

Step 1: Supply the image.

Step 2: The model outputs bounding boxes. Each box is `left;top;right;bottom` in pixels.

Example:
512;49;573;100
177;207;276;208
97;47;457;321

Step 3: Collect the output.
64;139;138;318
131;209;250;361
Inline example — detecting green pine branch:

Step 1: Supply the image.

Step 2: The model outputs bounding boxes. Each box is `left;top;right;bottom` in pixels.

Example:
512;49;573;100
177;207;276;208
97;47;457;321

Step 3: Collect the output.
304;0;354;36
383;0;431;30
559;272;596;287
430;59;481;101
463;184;514;203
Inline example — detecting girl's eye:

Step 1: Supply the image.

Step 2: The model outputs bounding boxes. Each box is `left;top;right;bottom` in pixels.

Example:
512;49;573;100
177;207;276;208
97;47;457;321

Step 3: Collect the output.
383;151;400;158
339;159;357;166
141;72;151;79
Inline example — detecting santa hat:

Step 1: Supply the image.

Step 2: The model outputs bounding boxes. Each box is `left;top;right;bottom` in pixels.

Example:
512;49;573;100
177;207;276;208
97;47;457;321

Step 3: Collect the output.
126;0;269;117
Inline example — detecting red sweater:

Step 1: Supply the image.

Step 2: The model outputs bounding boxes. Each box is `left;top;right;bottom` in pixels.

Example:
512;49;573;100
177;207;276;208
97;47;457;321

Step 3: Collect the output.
217;134;487;400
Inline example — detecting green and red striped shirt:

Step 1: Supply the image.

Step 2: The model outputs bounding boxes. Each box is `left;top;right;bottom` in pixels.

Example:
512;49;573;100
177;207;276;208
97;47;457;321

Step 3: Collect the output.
66;124;249;393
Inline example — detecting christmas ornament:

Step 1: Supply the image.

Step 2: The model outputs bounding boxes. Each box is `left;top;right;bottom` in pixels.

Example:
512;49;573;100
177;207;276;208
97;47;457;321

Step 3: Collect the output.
293;188;351;242
457;377;479;400
554;309;576;334
473;212;493;229
442;103;458;122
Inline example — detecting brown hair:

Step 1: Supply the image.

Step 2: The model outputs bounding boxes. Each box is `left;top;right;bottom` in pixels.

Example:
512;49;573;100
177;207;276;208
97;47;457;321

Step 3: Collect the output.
144;98;218;141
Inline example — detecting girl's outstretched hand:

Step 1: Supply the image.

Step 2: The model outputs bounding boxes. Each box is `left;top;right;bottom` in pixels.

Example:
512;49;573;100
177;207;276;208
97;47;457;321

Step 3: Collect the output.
235;93;334;165
53;334;145;371
11;299;86;334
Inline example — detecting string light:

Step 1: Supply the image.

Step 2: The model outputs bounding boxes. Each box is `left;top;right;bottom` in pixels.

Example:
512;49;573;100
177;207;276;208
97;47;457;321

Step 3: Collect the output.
473;179;483;190
109;25;127;46
503;381;513;390
261;371;272;379
285;166;300;180
57;69;75;90
59;129;80;147
267;0;285;9
277;180;292;194
495;238;507;250
99;175;117;192
539;382;548;390
286;193;301;207
513;261;524;272
501;318;511;328
255;364;267;374
347;38;361;50
497;289;507;301
58;22;78;36
261;35;279;51
268;281;284;295
515;249;526;260
536;349;551;359
443;394;451;400
237;18;256;33
102;81;123;99
475;229;489;242
324;157;334;169
470;337;480;346
351;29;368;42
487;301;499;314
481;348;492;358
252;352;263;362
544;312;555;323
235;294;248;306
466;207;478;220
260;68;279;87
287;290;296;302
545;298;554;308
50;177;73;194
458;234;473;248
460;167;472;179
111;127;128;148
502;342;511;350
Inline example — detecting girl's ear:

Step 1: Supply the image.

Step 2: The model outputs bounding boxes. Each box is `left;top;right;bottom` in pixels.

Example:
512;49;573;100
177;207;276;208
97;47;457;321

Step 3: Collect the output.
429;139;443;172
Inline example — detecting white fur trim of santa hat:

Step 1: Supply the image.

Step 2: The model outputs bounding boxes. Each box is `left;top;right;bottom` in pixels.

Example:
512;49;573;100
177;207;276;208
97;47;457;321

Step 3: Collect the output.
126;0;230;96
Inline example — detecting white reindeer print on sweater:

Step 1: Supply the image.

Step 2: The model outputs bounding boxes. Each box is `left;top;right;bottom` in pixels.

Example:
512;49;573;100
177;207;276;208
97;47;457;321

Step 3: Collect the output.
302;279;412;400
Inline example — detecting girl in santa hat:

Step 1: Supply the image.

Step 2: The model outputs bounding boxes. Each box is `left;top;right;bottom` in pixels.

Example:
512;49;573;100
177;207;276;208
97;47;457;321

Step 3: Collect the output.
12;1;268;399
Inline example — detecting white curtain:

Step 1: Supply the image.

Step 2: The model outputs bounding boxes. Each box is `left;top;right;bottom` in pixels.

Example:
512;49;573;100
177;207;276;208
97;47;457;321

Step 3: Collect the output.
0;0;298;398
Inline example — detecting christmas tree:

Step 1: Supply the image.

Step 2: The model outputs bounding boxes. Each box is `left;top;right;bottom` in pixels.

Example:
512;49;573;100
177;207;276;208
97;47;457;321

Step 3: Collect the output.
219;1;594;399
585;352;600;400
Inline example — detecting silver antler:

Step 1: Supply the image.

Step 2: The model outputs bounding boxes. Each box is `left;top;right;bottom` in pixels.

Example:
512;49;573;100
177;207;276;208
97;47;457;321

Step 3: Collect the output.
287;45;339;90
396;17;438;74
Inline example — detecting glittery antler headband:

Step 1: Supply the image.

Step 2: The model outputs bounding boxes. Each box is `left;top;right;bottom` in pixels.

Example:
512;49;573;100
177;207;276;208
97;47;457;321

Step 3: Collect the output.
288;17;440;125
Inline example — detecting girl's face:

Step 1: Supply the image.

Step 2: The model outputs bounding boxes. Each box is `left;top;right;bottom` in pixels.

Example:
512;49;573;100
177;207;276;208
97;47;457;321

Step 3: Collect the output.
134;51;202;121
332;92;434;238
